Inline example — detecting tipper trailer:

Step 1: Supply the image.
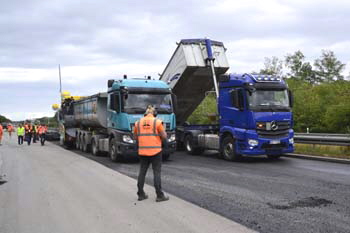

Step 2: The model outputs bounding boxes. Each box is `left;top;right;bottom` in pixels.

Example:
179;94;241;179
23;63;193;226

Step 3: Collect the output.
160;39;294;160
57;77;177;161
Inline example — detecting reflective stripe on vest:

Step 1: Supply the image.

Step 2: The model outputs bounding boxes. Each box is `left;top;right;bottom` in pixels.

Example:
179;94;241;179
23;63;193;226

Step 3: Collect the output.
136;117;162;156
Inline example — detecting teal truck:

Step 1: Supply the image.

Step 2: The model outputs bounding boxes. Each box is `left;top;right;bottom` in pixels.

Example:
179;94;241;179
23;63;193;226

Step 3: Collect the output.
58;76;177;161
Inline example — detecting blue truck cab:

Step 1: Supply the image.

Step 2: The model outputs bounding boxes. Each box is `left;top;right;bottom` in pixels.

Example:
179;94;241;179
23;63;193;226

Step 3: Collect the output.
217;73;294;160
107;77;177;160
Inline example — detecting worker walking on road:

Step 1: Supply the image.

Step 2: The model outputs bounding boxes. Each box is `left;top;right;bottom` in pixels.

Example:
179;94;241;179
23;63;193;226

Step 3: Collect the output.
133;105;169;202
0;124;3;146
25;123;33;145
17;124;25;145
7;123;14;138
32;123;38;143
38;124;48;146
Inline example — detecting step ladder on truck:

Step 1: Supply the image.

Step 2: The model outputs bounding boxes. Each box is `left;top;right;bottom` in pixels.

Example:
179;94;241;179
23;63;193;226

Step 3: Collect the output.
160;39;294;160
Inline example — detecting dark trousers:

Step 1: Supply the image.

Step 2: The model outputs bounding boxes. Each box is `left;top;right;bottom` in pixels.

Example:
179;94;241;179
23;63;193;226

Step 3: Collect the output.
40;134;46;145
26;133;32;145
18;136;24;145
137;153;164;198
33;133;37;143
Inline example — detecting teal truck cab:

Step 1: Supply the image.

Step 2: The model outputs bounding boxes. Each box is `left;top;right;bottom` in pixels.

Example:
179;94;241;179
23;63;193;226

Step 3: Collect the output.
58;76;176;161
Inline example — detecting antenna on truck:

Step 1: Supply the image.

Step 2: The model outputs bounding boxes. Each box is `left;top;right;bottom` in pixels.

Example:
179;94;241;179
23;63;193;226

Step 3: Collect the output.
59;64;62;102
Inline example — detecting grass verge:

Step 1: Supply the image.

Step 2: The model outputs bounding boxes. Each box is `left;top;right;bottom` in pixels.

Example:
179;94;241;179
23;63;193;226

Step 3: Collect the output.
294;144;350;159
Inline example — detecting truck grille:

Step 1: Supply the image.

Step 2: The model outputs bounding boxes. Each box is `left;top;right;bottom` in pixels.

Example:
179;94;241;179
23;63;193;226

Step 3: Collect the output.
257;121;290;139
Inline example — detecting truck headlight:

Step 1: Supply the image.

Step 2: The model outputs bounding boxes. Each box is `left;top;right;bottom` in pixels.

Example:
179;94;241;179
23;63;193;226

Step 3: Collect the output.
248;139;259;147
168;134;176;142
122;135;134;144
289;138;294;144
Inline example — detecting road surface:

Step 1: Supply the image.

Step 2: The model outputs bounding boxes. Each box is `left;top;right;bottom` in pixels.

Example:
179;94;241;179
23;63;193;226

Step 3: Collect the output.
0;134;254;233
77;145;350;233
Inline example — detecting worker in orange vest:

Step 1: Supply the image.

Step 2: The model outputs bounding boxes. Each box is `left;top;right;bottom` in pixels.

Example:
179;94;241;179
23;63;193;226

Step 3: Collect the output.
38;124;48;146
133;105;169;202
7;123;14;138
0;124;3;145
25;123;33;145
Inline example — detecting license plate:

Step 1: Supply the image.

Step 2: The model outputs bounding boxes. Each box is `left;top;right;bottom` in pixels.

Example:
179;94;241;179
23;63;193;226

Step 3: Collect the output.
270;140;280;144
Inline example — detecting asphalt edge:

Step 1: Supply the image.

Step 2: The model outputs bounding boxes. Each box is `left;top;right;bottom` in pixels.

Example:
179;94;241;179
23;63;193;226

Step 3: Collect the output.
285;153;350;164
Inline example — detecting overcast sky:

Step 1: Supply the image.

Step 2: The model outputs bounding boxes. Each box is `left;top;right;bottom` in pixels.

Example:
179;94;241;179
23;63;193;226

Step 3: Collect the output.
1;0;350;121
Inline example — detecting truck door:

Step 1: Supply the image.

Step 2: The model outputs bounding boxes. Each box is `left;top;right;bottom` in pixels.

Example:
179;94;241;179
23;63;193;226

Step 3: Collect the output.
219;88;250;130
107;92;121;129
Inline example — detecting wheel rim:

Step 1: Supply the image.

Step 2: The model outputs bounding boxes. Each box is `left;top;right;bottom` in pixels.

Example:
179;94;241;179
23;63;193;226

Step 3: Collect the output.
224;142;233;157
111;144;116;159
185;138;192;152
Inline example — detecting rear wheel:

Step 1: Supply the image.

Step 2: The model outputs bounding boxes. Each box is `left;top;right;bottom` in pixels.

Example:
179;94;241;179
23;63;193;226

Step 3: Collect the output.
82;135;90;152
75;134;80;149
221;136;241;161
92;139;100;156
184;134;204;155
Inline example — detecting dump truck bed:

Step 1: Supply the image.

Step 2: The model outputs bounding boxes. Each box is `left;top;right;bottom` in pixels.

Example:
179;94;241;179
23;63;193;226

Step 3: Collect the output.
160;39;229;124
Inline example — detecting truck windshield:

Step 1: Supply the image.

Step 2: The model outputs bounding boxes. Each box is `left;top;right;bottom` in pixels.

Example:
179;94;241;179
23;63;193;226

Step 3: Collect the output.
248;89;290;112
123;93;173;114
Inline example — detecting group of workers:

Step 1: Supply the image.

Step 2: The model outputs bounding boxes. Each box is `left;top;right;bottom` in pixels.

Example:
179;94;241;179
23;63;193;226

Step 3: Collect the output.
0;123;48;146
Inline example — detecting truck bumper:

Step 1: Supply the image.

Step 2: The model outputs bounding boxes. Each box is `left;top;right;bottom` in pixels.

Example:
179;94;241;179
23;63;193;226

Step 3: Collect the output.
237;130;294;156
119;141;177;157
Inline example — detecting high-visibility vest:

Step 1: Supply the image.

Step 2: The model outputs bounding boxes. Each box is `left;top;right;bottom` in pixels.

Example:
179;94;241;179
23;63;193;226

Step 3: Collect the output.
38;126;48;134
0;125;3;135
7;125;13;132
17;127;25;136
134;115;164;156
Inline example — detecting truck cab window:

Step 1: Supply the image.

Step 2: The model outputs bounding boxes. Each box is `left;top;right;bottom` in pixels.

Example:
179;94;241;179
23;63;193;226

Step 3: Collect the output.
110;93;120;112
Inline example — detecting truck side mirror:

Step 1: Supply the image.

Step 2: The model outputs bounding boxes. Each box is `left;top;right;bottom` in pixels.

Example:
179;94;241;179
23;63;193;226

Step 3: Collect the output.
171;94;177;114
288;90;293;108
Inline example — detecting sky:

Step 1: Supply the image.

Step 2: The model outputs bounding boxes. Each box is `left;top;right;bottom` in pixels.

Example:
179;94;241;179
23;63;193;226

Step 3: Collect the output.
1;0;350;121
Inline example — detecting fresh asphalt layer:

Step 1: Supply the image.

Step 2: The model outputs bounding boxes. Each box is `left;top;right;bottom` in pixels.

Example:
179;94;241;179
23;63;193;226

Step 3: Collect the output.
72;146;350;233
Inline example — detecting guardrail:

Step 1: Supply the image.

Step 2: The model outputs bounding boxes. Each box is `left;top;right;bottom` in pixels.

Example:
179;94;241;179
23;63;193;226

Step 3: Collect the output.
294;133;350;146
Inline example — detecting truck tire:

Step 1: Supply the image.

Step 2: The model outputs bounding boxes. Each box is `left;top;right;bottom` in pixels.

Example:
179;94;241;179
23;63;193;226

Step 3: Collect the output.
162;153;170;161
91;139;100;156
109;139;123;162
221;136;241;161
76;135;80;150
184;134;204;155
79;135;84;151
82;136;90;153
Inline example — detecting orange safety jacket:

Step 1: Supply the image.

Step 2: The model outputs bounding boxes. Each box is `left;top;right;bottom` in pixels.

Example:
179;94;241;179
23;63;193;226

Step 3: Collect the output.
134;114;164;156
38;126;48;135
7;125;13;132
0;125;3;135
25;124;32;133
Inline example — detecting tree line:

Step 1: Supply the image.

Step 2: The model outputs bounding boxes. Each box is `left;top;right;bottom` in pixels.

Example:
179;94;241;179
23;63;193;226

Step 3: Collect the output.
188;50;350;133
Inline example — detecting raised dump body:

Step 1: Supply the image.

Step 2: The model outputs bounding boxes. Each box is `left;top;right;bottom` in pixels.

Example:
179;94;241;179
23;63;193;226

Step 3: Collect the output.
160;39;229;124
73;92;108;128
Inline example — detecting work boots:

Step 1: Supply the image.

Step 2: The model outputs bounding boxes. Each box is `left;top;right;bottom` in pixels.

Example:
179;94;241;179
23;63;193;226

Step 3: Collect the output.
156;195;169;202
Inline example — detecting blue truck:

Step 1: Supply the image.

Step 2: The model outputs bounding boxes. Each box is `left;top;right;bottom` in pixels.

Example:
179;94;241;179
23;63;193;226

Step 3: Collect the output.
160;39;294;160
57;76;177;161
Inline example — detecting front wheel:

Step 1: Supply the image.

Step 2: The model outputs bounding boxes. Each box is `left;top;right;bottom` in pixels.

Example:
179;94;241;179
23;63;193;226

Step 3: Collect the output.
109;139;123;162
162;153;170;161
221;136;241;161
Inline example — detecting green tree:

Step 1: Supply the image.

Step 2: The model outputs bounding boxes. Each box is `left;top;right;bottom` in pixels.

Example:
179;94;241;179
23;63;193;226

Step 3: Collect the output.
285;51;318;84
314;50;345;82
259;56;283;76
0;115;11;123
